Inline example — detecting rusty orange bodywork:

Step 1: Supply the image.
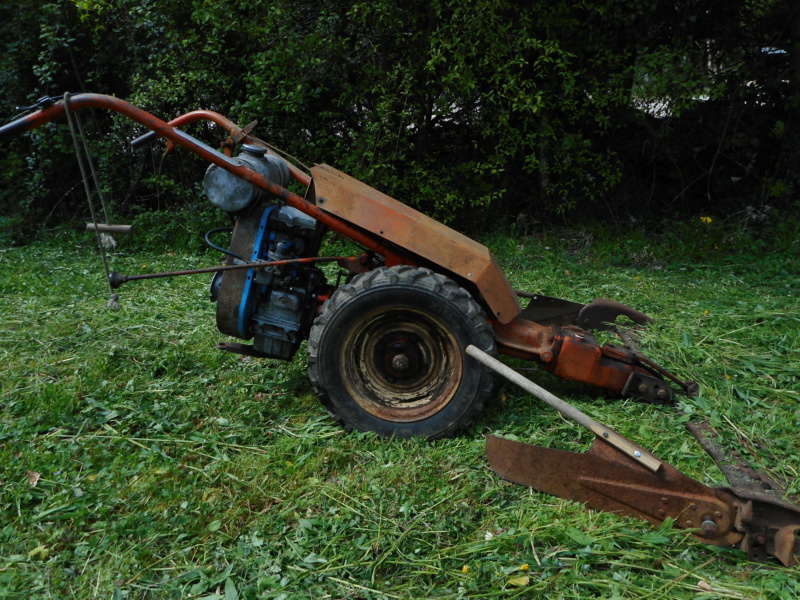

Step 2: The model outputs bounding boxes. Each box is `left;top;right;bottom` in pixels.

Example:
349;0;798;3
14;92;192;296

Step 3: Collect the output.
311;164;522;324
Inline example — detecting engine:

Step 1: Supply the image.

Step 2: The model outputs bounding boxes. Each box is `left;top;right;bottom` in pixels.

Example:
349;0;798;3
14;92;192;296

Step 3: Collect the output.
204;145;327;361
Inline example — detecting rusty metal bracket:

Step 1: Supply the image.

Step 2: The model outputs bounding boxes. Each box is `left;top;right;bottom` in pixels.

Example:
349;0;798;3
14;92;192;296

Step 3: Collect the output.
220;119;258;154
516;294;654;332
578;298;654;330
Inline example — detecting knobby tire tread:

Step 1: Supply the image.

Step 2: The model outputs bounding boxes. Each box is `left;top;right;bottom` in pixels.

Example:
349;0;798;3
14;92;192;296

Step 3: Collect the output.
306;266;496;439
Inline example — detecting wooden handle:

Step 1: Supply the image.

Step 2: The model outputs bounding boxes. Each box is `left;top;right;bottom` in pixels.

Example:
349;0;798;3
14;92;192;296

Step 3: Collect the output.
466;344;662;473
86;223;134;234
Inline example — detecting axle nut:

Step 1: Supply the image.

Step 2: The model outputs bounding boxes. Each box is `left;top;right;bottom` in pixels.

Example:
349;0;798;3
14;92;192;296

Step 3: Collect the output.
392;354;410;372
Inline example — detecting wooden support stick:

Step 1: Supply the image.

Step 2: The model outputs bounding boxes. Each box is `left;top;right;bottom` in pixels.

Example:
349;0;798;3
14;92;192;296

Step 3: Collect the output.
86;223;134;234
466;344;662;473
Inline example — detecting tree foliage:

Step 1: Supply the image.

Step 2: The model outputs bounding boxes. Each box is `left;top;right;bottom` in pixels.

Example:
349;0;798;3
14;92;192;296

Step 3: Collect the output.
1;0;799;240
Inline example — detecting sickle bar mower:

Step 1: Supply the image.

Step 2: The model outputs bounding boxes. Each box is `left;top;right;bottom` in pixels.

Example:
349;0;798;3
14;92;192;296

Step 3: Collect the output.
2;93;797;565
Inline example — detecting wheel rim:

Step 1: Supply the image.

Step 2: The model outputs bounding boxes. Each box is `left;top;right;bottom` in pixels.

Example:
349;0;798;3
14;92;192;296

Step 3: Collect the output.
340;306;463;422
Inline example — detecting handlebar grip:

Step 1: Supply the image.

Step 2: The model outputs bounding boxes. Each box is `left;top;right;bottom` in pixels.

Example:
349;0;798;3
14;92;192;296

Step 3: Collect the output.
0;116;35;142
130;130;159;149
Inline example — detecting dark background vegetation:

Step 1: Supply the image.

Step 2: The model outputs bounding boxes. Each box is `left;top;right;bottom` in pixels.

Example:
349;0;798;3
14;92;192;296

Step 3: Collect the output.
1;0;799;243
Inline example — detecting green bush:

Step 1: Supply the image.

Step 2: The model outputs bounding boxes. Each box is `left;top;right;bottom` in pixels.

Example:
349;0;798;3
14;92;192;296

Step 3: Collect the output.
1;0;799;240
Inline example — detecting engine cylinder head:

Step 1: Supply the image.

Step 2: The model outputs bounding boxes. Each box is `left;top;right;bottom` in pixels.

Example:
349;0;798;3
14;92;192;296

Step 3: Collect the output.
204;145;290;212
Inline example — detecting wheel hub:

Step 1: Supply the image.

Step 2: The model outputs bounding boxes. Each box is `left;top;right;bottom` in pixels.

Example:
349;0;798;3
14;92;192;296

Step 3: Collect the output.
391;352;409;373
342;308;463;422
379;336;425;380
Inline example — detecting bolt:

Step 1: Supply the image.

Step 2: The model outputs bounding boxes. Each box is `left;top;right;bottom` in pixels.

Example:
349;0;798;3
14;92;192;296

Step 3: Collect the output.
714;511;723;519
656;388;668;400
661;497;669;505
633;451;642;458
701;519;718;538
392;353;410;372
686;520;694;527
638;384;648;394
690;504;697;511
657;509;666;518
756;534;767;545
541;352;553;363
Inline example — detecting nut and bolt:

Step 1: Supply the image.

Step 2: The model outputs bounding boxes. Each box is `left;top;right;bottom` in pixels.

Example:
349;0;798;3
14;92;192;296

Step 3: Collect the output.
701;519;719;538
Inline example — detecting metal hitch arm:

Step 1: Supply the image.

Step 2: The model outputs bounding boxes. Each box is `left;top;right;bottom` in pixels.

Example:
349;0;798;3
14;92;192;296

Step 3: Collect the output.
467;345;800;566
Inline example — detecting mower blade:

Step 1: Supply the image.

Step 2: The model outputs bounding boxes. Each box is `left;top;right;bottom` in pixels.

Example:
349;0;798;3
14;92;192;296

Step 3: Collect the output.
487;434;800;565
687;421;787;497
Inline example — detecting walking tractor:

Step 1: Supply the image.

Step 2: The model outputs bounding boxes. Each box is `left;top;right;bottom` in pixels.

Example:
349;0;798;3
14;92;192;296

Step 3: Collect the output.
2;93;798;566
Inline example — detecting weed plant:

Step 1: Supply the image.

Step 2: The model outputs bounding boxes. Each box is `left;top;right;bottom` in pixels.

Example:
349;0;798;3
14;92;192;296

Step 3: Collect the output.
0;224;798;599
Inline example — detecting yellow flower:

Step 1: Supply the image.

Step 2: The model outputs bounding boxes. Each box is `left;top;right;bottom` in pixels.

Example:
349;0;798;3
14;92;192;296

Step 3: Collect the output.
461;564;470;574
519;564;529;571
700;216;713;224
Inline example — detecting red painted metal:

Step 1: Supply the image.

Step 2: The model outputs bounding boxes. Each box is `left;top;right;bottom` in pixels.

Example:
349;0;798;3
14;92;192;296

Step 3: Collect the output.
548;328;635;391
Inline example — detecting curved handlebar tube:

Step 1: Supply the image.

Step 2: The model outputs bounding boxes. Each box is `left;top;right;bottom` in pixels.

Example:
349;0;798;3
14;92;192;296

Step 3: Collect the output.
0;93;396;261
127;109;310;187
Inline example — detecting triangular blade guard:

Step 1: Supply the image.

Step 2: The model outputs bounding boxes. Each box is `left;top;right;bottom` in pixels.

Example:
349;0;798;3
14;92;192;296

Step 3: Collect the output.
487;434;800;566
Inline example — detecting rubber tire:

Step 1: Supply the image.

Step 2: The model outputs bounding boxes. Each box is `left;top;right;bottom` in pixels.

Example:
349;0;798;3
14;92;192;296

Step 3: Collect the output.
307;266;496;439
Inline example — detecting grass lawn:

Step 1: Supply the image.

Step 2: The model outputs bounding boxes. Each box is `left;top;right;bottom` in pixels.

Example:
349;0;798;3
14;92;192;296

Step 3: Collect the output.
0;224;798;599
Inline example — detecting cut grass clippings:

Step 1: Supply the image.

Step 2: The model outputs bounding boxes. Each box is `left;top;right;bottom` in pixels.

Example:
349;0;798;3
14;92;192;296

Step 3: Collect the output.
0;228;798;599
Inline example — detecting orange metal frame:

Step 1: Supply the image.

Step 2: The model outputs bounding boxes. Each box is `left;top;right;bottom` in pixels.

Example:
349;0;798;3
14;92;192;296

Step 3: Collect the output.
0;94;660;398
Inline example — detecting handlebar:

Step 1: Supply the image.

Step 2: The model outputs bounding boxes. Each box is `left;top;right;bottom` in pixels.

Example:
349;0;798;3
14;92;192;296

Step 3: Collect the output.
130;130;158;149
